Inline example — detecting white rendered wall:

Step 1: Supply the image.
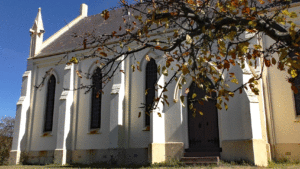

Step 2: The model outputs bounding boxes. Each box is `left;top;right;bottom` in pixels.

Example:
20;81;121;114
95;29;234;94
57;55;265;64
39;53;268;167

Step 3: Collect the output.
29;55;65;151
74;58;112;150
264;36;300;144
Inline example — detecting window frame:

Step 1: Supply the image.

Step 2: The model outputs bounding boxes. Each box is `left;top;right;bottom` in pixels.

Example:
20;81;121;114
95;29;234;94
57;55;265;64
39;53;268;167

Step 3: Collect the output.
145;58;158;127
90;67;102;130
293;70;300;116
44;75;56;133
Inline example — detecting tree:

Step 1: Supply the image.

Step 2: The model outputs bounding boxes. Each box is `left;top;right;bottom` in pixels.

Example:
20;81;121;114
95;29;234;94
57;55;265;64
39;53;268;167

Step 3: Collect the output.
0;116;15;165
42;0;300;114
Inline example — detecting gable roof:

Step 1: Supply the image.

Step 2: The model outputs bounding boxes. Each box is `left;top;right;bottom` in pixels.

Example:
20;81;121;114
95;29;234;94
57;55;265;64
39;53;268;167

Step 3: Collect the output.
36;2;300;58
37;7;130;57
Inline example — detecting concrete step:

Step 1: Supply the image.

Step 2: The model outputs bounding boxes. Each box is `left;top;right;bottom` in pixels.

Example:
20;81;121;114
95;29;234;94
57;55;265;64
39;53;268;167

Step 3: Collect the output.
180;156;220;165
184;151;220;157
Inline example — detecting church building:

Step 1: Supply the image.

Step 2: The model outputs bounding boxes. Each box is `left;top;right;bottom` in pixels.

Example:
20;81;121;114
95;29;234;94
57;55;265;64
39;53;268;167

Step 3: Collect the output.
9;3;300;166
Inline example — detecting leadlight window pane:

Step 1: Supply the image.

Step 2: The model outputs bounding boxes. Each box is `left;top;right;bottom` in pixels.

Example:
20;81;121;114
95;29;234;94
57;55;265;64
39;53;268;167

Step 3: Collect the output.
44;75;56;132
91;68;102;129
145;58;157;126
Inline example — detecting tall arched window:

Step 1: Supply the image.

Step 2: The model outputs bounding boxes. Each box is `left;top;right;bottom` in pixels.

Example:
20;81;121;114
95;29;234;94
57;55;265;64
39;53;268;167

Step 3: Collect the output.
91;68;102;129
44;75;56;132
294;72;300;116
145;58;157;126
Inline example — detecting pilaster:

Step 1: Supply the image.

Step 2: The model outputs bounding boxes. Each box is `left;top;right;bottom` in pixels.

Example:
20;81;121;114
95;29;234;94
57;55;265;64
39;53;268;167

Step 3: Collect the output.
54;64;74;165
109;56;125;149
9;71;32;164
149;74;166;164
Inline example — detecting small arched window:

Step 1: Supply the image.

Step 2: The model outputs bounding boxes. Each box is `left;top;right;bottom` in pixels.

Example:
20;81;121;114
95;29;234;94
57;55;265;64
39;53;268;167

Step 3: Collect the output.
294;72;300;116
44;75;56;132
91;68;102;129
145;58;157;126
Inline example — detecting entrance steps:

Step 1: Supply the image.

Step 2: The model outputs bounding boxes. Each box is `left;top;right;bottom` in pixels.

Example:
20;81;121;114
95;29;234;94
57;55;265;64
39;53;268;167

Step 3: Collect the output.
181;152;220;165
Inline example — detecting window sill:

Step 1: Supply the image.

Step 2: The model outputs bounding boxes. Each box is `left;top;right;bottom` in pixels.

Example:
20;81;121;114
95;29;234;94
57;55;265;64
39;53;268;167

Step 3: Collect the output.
143;126;150;131
88;129;101;135
41;132;53;137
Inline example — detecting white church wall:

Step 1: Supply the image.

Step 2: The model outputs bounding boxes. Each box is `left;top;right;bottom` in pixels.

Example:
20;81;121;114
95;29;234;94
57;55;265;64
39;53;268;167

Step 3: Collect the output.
264;36;300;144
262;35;300;161
29;56;65;151
219;65;253;141
128;50;155;148
75;57;112;150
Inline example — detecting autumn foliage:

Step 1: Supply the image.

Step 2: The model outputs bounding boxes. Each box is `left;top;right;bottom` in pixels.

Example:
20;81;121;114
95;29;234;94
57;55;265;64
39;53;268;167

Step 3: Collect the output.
66;0;300;114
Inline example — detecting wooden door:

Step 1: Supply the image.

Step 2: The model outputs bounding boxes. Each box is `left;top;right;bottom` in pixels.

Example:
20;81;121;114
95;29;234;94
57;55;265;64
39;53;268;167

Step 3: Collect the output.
187;81;220;154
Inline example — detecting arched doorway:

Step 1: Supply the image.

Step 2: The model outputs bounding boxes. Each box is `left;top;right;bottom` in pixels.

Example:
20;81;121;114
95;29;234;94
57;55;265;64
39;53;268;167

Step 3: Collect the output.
187;80;220;156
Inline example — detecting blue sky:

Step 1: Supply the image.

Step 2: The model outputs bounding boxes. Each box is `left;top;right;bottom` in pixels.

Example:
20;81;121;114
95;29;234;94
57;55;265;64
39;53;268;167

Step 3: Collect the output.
0;0;123;118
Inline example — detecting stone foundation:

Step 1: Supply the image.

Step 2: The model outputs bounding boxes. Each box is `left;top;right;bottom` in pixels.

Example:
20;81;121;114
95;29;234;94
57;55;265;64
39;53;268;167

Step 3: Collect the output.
9;150;19;165
221;139;269;166
274;143;300;162
148;142;184;164
25;150;54;165
16;148;149;165
72;148;148;165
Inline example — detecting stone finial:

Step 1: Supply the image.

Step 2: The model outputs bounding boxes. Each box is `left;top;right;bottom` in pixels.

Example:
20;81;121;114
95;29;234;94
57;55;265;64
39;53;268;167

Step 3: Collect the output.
80;3;88;17
29;7;45;57
30;7;44;34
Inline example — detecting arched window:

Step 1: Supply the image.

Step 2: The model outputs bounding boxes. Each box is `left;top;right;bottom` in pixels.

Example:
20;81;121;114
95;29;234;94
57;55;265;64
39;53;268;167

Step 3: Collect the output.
91;68;102;129
44;75;56;132
145;58;157;126
294;72;300;116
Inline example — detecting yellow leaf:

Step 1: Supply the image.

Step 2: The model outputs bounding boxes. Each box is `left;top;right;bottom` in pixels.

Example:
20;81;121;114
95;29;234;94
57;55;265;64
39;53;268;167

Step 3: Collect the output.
180;96;185;107
76;70;82;78
224;102;228;111
192;112;196;118
216;103;222;110
157;113;162;117
290;12;297;18
199;111;203;116
189;103;193;110
192;93;197;99
155;46;162;50
119;41;123;48
145;88;150;95
100;52;107;57
231;78;238;84
101;10;110;20
69;57;78;64
248;21;257;27
186;34;193;44
254;44;262;49
185;88;190;94
291;69;298;78
228;92;234;97
145;55;150;61
282;10;290;16
272;58;276;65
182;65;190;75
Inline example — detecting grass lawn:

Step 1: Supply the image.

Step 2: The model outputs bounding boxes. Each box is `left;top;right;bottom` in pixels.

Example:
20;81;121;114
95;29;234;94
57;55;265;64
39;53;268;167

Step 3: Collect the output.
0;161;300;169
